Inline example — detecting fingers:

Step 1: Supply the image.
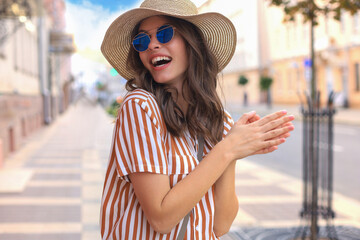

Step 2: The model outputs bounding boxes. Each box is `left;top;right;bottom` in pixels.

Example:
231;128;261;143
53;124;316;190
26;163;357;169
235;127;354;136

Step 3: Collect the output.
237;111;257;124
253;145;278;155
255;124;294;155
261;114;295;133
255;110;288;126
263;124;294;141
229;110;295;160
248;114;260;124
262;137;286;150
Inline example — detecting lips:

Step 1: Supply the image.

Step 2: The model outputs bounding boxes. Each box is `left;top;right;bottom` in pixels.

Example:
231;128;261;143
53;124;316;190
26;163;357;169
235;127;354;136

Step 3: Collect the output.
150;55;172;68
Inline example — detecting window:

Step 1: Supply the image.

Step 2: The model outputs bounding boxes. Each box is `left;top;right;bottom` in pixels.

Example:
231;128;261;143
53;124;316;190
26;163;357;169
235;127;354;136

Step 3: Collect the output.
286;24;291;50
0;19;7;58
340;10;345;33
324;15;329;35
302;22;308;42
354;12;359;33
355;63;360;92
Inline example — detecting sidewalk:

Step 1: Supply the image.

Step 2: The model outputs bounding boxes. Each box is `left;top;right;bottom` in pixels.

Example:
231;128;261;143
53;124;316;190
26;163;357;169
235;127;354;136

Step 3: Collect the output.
0;99;114;240
221;160;360;239
0;100;359;240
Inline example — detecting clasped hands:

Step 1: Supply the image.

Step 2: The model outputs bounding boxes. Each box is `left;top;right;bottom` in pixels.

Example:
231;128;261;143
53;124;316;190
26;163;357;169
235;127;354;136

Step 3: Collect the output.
225;110;295;161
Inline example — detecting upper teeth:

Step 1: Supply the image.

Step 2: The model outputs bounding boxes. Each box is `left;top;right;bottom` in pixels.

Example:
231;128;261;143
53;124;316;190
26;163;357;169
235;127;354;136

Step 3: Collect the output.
152;56;171;65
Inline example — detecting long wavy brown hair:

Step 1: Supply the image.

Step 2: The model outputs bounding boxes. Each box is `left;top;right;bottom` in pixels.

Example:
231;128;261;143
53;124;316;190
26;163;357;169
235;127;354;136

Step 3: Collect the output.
126;16;225;146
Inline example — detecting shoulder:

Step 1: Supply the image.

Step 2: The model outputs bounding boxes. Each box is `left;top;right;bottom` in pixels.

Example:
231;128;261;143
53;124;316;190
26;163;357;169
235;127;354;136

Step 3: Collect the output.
120;89;164;131
123;89;157;105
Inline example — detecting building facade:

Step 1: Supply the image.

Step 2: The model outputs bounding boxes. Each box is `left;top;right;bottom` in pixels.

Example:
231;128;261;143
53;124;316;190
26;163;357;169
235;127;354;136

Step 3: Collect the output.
198;0;360;109
0;0;74;164
265;2;360;108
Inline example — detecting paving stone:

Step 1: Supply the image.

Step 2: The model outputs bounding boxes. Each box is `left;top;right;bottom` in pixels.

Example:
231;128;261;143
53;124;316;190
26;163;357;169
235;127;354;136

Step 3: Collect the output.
25;162;82;168
0;205;80;222
31;173;82;181
226;226;360;240
83;224;100;231
0;234;81;240
235;173;259;180
236;184;292;196
0;186;81;198
239;203;300;221
31;150;83;159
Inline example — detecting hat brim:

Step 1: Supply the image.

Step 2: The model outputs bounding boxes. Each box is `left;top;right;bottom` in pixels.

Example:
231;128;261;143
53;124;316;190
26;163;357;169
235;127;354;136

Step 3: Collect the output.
101;8;237;80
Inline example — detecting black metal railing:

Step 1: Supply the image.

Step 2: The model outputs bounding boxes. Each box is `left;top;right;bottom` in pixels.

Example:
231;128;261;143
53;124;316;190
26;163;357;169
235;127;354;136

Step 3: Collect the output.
295;91;338;240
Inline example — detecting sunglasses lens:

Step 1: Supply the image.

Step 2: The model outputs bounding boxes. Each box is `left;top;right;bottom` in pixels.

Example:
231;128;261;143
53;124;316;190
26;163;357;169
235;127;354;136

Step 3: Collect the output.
156;25;174;44
133;33;150;52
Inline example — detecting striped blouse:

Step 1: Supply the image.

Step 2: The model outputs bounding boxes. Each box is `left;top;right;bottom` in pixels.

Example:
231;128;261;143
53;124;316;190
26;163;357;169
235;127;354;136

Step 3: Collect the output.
100;89;234;240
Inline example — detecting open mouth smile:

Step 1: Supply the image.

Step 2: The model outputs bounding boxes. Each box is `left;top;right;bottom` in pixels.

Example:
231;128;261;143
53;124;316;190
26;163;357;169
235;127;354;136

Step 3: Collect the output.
151;56;172;68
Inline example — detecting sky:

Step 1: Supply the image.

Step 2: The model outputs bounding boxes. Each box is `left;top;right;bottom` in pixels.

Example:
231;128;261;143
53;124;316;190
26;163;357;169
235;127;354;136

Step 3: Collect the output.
67;0;139;11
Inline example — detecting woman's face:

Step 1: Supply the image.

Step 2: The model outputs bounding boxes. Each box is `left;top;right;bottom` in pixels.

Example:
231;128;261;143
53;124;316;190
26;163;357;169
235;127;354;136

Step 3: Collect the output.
137;16;189;90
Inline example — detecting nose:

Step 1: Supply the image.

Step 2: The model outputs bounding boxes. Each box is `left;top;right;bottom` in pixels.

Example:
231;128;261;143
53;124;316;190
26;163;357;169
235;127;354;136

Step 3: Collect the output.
147;34;161;51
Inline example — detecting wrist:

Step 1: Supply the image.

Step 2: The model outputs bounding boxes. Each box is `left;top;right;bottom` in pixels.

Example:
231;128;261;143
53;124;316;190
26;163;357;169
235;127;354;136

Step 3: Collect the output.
215;138;235;164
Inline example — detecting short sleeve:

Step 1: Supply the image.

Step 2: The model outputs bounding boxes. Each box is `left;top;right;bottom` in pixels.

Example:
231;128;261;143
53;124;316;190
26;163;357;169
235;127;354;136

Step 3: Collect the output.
113;98;168;181
203;110;234;156
223;110;234;139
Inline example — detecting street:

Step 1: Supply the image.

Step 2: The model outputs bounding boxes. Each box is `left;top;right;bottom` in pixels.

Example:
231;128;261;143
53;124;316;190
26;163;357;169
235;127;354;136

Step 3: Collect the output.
243;121;360;201
228;104;360;201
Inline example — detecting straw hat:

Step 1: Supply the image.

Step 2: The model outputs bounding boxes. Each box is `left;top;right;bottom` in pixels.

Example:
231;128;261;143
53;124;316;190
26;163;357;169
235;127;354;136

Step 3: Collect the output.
101;0;237;80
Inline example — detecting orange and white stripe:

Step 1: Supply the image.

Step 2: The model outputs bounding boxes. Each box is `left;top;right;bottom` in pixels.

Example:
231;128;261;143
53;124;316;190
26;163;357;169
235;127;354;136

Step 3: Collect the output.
100;89;234;239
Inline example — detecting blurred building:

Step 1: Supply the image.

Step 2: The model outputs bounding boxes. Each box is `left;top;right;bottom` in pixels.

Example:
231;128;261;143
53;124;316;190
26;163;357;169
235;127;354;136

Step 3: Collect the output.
199;0;360;108
199;0;264;106
0;0;75;163
265;2;360;108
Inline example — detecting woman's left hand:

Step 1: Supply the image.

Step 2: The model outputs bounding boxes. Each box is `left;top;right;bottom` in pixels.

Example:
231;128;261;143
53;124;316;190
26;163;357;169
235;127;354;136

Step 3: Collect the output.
247;111;294;154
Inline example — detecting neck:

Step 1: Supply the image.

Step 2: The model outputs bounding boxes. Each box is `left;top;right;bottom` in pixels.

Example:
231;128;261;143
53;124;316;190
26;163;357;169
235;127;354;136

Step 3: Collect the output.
176;93;188;115
168;84;188;116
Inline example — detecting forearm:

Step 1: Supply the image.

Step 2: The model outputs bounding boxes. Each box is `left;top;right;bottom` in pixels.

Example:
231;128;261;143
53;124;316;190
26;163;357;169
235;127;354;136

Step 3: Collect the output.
132;139;234;233
213;161;239;236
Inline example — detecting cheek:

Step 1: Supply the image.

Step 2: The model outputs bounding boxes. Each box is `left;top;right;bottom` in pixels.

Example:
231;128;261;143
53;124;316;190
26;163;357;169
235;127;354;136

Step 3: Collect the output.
139;53;149;68
178;45;189;67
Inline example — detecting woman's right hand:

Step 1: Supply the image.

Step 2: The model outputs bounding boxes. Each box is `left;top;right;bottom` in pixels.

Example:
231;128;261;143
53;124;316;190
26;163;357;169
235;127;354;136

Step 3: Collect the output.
224;110;294;161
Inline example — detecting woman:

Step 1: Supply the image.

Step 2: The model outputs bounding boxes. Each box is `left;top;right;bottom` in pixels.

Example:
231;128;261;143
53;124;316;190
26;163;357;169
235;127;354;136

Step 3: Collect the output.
100;0;294;239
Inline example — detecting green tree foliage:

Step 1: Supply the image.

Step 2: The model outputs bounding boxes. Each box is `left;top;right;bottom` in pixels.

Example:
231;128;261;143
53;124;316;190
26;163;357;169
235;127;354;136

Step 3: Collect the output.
269;0;360;24
106;99;120;117
260;76;273;91
238;75;249;86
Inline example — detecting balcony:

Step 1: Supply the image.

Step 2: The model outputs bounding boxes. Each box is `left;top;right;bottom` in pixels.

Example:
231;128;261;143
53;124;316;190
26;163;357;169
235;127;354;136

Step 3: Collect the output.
49;30;76;54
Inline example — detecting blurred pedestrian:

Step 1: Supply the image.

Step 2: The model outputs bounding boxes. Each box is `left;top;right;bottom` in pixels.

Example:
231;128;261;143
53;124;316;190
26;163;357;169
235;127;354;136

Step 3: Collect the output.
99;0;294;239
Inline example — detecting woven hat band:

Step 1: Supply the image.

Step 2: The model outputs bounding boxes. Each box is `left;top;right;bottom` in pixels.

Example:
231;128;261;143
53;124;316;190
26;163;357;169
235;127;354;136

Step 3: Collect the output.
140;0;198;16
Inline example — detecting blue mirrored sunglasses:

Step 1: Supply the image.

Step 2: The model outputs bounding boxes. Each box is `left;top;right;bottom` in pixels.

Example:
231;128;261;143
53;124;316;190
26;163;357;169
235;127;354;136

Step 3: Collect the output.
132;24;175;52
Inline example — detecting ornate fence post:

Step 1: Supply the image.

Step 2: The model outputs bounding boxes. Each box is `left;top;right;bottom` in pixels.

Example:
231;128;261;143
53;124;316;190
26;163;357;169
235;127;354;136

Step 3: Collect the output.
296;91;337;240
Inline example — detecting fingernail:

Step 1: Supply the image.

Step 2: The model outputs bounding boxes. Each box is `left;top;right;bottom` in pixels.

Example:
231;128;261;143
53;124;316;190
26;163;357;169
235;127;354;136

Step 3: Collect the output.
248;110;256;114
280;110;287;114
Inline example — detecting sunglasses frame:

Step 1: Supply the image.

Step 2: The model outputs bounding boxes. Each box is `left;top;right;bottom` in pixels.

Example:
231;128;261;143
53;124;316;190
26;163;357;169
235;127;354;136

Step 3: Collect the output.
132;24;176;52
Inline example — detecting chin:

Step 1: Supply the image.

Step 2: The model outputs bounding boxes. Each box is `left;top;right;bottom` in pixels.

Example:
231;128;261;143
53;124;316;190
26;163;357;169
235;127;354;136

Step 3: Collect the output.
153;76;173;85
